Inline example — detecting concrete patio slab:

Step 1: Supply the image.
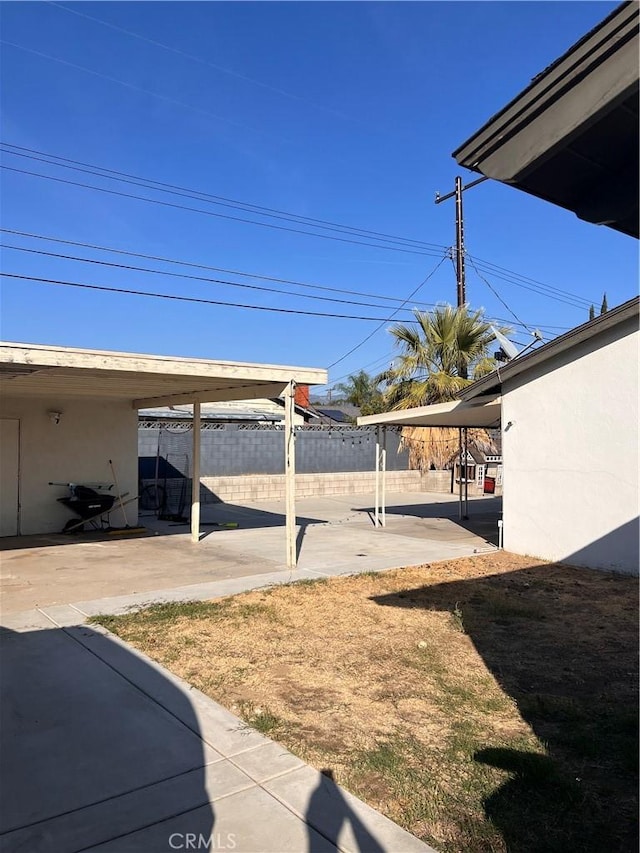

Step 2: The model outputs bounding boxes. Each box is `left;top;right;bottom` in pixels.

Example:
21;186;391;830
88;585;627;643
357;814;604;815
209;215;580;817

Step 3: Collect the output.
1;492;500;618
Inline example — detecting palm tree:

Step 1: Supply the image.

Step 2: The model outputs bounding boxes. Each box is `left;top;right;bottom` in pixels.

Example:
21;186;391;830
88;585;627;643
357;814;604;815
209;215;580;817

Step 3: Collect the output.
380;304;505;409
334;370;384;415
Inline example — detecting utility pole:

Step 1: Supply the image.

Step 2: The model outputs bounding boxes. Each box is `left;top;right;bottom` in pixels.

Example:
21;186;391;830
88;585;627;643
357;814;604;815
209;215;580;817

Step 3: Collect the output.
435;174;487;521
435;175;487;308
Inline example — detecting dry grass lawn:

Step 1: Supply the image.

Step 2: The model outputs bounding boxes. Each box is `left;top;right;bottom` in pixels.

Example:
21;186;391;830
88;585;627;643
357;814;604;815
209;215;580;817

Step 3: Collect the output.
95;552;638;853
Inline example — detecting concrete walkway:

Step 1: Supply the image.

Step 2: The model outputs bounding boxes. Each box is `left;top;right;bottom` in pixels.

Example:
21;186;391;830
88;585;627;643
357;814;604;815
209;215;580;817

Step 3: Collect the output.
1;605;436;853
0;492;495;851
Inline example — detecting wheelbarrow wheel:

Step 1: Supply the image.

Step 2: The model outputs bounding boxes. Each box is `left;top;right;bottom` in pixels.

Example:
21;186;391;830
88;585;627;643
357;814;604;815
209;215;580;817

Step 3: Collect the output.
63;519;84;533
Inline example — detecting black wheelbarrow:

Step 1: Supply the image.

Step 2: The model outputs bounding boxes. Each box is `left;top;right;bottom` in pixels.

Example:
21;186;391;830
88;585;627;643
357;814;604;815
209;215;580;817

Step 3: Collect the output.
50;482;121;533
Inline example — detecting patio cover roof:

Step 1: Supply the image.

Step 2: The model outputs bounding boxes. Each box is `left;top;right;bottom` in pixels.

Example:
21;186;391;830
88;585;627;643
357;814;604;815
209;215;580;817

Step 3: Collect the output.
453;1;639;237
0;342;328;408
357;395;501;429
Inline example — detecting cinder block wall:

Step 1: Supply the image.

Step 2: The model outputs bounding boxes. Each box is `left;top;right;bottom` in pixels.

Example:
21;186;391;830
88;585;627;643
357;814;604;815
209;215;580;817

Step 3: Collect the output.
139;425;410;476
140;470;423;506
201;470;422;502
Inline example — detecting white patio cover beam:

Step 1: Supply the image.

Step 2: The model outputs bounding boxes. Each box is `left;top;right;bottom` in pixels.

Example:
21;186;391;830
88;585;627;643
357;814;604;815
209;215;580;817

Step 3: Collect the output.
357;396;501;428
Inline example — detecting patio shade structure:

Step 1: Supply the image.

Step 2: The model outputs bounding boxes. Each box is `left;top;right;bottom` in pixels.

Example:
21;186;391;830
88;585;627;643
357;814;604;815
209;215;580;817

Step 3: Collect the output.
0;342;327;565
358;396;501;523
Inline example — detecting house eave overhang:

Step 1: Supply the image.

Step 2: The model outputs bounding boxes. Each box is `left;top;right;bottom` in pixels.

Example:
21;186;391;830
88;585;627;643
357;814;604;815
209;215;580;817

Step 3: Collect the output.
453;1;639;237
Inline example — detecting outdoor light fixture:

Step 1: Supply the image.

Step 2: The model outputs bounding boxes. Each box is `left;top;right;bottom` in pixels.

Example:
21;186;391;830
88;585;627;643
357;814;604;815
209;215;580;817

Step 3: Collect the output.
48;410;63;425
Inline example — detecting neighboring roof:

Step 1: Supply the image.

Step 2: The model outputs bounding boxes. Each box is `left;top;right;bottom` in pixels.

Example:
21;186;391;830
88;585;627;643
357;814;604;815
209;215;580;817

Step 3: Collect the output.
357;396;501;428
454;2;639;237
460;296;639;400
139;398;309;422
0;342;328;408
313;408;355;423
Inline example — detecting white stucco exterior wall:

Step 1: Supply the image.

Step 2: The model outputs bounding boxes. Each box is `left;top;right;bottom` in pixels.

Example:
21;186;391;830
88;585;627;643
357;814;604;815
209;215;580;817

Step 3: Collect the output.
501;317;638;574
1;397;138;535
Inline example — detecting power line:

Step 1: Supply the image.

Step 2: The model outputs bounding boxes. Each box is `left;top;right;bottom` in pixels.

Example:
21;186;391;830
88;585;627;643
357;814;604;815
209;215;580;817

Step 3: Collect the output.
329;352;397;386
1;227;571;333
0;40;289;144
467;252;596;307
1;242;436;313
2;164;448;260
0;227;438;308
327;255;448;369
0;143;598;314
0;271;443;323
1;144;446;253
464;254;535;334
47;1;355;124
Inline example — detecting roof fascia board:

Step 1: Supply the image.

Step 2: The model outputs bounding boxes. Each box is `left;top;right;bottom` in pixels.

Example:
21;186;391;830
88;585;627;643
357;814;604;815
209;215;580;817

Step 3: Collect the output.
0;342;327;386
453;3;639;176
461;296;639;400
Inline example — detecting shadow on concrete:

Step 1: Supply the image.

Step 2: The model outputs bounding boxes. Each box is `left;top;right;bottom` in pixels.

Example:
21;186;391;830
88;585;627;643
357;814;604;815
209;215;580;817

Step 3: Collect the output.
353;496;502;546
0;501;326;551
306;769;384;853
0;625;214;852
371;563;638;852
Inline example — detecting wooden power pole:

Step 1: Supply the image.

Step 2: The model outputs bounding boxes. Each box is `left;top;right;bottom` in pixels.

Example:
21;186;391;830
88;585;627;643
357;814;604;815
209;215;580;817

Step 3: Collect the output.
435;175;487;308
435;174;487;520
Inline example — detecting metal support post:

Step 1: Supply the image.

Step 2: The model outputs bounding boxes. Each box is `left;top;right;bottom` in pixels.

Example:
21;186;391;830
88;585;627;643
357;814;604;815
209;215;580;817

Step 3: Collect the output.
458;428;463;521
191;400;201;543
463;427;469;519
374;426;380;528
381;426;387;528
284;381;297;568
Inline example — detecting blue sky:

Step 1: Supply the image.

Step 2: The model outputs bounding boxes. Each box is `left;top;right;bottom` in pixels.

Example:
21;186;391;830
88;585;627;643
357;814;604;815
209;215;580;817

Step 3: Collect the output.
1;1;637;392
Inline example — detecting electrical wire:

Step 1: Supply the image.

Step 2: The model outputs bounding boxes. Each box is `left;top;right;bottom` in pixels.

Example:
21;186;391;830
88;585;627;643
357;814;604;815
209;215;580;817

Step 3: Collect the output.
0;271;445;322
464;254;536;334
1;143;598;314
467;252;596;307
46;2;355;123
0;144;447;254
327;255;449;369
329;351;397;385
1;227;572;336
2;164;448;260
0;243;437;313
0;40;291;144
0;227;438;307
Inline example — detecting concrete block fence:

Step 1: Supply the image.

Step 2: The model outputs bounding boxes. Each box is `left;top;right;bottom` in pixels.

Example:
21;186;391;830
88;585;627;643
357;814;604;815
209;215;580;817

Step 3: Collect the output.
140;471;423;508
139;424;410;477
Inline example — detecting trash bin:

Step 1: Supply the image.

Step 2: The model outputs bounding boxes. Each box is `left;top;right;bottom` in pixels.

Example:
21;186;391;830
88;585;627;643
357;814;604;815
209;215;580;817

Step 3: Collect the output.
484;476;496;494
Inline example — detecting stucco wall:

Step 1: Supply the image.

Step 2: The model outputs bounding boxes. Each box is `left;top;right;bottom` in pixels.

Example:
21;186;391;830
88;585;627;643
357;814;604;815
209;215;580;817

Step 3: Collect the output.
501;318;638;574
1;397;138;536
